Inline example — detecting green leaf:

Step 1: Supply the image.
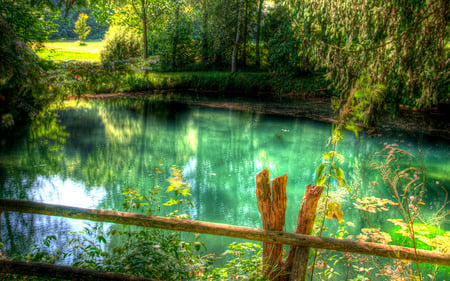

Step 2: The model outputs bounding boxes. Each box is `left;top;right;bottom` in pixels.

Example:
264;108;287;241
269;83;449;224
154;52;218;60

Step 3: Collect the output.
316;163;327;186
344;124;361;138
341;178;351;192
336;167;345;179
180;188;192;197
323;151;345;164
163;198;179;206
323;152;334;159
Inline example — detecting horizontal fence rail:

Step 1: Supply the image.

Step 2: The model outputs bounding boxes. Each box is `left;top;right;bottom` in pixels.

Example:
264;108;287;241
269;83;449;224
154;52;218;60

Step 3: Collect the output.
1;199;449;267
0;260;162;281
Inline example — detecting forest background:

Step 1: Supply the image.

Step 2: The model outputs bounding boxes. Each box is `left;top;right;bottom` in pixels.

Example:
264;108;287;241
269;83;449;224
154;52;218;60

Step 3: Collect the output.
0;0;448;130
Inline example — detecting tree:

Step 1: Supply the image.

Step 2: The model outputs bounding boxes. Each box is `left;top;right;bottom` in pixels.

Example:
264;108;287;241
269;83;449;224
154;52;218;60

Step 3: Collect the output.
0;0;58;45
50;8;109;40
263;4;301;74
288;0;449;111
0;0;95;129
126;0;168;59
74;13;91;42
231;0;244;73
0;18;58;129
255;0;264;68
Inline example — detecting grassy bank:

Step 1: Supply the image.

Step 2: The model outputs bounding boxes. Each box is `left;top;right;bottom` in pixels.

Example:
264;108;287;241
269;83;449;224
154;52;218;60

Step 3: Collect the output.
53;60;328;99
36;41;103;61
35;40;329;99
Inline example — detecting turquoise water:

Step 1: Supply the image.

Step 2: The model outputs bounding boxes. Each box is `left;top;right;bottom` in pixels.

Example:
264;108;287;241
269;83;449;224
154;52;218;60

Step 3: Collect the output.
0;98;448;277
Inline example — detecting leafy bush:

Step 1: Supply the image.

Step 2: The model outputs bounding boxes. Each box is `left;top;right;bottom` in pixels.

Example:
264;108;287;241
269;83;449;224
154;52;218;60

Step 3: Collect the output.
100;25;141;63
204;242;267;280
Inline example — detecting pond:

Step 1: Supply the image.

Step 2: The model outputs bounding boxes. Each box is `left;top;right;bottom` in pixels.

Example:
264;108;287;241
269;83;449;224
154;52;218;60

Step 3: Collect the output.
1;98;448;277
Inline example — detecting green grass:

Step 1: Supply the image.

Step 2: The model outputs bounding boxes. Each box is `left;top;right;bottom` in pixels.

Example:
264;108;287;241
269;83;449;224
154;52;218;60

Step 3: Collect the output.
36;40;104;62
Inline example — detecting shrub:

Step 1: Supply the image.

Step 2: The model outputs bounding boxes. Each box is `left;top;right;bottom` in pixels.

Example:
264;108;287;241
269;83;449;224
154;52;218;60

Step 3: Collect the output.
100;25;141;63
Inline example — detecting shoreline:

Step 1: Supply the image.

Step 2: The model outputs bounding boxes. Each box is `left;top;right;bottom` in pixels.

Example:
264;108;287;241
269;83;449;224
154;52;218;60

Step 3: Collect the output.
73;90;450;141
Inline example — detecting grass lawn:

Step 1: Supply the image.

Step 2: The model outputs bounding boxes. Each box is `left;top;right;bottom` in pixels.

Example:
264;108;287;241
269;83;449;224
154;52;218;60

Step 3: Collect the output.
36;40;104;62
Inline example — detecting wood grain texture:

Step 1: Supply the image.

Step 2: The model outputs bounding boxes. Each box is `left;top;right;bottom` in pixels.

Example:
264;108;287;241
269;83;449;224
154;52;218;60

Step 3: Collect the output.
1;199;449;267
285;184;324;281
256;169;288;280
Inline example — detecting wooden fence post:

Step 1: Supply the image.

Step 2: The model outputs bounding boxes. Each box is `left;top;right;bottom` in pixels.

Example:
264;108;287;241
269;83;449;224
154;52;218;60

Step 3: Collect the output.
256;168;287;280
285;184;324;281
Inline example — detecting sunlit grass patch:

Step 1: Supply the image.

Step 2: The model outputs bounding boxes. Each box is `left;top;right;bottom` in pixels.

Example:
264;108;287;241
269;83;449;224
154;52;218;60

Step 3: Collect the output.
36;41;104;62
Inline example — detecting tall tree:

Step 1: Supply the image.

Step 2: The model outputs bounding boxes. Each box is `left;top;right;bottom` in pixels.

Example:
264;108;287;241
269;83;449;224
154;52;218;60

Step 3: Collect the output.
127;0;167;59
171;1;180;68
242;0;249;67
231;0;244;73
255;0;263;68
198;0;210;64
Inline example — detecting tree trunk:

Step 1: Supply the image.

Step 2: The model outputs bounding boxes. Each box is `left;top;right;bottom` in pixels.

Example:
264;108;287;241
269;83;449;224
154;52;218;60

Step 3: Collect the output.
231;0;244;73
171;3;180;69
255;0;264;68
284;184;324;281
256;169;287;280
142;0;148;59
242;0;248;67
201;0;209;64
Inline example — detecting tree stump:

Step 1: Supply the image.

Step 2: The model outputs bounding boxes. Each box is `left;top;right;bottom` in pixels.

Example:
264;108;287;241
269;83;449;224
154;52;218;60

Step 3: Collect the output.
256;168;287;280
285;184;324;281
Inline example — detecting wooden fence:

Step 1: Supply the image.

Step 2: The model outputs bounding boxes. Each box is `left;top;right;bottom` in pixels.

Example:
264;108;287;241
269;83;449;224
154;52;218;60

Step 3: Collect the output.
0;198;449;280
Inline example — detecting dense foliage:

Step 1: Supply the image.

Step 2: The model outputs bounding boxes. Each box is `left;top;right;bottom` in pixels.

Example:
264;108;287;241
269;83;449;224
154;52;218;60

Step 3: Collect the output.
100;25;141;62
286;0;449;109
0;0;58;45
263;5;302;75
1;0;448;114
0;18;62;130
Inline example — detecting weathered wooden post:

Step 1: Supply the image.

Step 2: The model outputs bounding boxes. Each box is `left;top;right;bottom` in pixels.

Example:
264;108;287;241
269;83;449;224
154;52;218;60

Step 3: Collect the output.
256;168;287;280
256;167;324;281
285;184;324;281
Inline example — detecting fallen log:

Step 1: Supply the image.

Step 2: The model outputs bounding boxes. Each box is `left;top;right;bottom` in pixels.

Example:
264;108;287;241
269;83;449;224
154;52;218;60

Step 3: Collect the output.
0;199;449;266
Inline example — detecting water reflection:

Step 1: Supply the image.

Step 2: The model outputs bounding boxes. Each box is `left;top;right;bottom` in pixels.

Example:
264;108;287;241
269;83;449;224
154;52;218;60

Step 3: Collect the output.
30;176;106;208
0;98;448;261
